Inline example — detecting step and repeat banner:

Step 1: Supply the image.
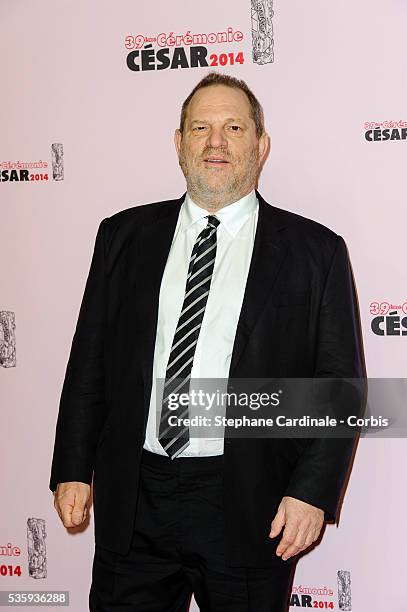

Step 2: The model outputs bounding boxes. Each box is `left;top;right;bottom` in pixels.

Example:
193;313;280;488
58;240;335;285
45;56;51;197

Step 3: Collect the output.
1;1;406;610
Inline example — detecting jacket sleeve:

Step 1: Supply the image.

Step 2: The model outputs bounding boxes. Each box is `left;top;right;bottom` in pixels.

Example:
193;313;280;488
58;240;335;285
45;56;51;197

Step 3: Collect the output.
49;217;110;493
284;235;367;521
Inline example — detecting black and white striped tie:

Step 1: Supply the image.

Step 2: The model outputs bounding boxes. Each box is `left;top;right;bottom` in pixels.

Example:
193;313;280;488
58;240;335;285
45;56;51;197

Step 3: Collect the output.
158;214;221;459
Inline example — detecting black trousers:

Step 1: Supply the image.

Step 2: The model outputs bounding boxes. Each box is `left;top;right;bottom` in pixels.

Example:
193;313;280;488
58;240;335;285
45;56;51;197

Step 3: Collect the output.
89;448;296;611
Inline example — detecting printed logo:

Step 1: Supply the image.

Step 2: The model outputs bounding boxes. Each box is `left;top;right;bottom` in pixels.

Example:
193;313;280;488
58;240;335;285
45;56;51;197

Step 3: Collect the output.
370;301;407;336
0;542;22;578
0;144;64;183
289;572;352;609
289;584;334;608
125;27;245;72
364;120;407;142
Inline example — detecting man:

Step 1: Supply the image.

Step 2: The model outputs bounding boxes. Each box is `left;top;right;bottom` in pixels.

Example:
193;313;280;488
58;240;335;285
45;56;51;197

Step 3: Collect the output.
50;72;365;611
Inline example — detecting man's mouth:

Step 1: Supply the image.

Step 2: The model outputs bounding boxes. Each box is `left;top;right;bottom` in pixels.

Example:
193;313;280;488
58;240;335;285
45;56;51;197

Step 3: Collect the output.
203;156;230;165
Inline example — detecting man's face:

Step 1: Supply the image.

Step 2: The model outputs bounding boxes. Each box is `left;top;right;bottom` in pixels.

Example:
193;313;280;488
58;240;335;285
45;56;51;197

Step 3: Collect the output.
174;84;269;209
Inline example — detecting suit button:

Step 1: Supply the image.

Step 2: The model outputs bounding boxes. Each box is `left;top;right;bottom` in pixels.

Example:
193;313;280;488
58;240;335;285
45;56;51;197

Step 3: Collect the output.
225;440;231;445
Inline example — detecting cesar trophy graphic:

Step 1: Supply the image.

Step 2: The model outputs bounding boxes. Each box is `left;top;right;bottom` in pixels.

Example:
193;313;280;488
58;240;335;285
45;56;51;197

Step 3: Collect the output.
51;143;64;181
27;518;47;579
337;570;352;611
251;0;274;64
0;311;16;367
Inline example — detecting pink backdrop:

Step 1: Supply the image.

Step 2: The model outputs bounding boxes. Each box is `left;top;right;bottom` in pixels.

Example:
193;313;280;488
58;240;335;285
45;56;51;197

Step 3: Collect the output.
1;0;406;609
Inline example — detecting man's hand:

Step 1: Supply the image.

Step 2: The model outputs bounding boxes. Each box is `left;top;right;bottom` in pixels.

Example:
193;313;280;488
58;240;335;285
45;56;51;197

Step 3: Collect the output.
53;482;91;528
269;496;324;561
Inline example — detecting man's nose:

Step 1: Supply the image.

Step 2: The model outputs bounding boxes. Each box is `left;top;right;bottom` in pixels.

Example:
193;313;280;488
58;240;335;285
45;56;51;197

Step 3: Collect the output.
207;127;228;149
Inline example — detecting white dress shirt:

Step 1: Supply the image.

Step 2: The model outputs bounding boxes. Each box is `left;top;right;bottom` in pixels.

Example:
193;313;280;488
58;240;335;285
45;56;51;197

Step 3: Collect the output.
143;189;259;457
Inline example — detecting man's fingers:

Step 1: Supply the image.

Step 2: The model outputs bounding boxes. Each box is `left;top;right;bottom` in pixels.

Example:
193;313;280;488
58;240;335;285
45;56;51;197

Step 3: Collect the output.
276;522;299;557
279;526;309;560
53;495;62;520
54;483;90;528
269;505;286;538
273;496;325;560
279;524;321;561
292;526;310;551
303;529;316;549
71;503;86;526
60;497;79;527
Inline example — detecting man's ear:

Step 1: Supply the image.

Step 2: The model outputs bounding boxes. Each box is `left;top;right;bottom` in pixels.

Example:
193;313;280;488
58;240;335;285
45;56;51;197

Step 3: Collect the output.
258;132;271;166
174;129;182;157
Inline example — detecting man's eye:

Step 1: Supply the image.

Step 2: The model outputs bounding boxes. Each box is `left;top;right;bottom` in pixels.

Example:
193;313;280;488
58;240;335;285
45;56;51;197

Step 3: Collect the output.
229;125;242;132
193;126;207;131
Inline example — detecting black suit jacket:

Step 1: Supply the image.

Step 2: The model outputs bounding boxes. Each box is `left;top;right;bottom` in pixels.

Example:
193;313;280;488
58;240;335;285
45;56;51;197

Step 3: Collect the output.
49;190;366;567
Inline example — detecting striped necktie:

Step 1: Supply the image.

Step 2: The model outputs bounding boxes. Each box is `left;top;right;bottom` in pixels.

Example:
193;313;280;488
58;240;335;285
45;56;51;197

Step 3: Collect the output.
158;214;221;459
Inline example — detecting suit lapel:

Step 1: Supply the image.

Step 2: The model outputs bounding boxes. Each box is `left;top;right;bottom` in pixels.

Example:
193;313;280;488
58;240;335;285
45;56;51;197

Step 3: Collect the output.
228;191;289;377
134;196;184;387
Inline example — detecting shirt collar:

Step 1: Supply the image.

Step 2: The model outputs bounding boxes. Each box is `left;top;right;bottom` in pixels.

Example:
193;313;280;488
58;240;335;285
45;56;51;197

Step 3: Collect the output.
181;189;258;238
